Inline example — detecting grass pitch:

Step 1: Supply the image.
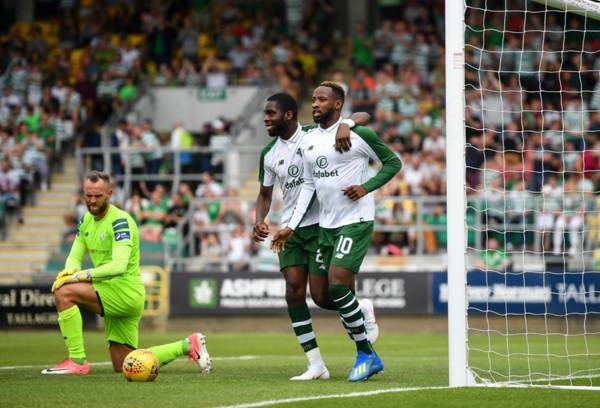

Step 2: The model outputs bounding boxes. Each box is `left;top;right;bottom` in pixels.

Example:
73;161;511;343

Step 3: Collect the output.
1;330;600;407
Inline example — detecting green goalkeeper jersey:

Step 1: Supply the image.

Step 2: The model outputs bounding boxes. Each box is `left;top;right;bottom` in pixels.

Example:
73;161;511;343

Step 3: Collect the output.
65;204;141;283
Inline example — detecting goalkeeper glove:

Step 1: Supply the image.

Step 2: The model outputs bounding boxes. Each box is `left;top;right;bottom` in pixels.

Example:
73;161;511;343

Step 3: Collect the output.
56;268;79;280
51;269;91;293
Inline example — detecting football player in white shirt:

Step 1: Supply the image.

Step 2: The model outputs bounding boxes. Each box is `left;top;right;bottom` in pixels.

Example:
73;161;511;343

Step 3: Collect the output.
252;92;371;381
272;82;402;382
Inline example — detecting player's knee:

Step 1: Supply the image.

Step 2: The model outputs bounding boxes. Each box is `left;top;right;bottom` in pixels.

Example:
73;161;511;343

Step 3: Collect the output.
54;284;75;305
312;293;334;309
285;282;306;306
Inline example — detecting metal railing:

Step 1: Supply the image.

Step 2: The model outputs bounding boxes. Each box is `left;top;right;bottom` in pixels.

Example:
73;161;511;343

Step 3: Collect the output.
167;195;451;271
75;145;264;196
163;194;600;271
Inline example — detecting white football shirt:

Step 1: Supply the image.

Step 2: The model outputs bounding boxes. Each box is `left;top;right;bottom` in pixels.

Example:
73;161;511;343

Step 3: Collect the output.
259;123;320;228
288;119;402;230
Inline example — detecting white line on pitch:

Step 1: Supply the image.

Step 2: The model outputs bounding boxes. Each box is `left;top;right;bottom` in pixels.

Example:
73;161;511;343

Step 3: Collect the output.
0;355;259;370
217;386;451;408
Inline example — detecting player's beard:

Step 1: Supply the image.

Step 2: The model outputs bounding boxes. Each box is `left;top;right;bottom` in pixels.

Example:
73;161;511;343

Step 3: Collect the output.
267;121;286;137
313;107;332;124
87;199;108;216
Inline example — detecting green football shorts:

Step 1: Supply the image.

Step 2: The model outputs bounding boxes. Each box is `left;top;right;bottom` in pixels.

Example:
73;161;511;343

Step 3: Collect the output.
278;223;326;276
93;276;145;348
319;221;374;274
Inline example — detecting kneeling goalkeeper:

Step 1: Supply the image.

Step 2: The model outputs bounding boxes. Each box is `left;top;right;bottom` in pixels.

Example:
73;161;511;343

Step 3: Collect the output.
42;170;210;375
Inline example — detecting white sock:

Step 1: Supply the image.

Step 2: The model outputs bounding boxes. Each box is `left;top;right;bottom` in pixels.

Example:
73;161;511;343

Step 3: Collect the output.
306;347;325;369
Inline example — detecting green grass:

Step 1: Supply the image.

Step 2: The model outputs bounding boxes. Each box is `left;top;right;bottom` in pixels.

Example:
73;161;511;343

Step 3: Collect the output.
1;331;600;407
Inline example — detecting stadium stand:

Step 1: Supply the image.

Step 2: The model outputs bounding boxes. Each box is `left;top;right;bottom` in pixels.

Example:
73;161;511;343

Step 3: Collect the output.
2;0;598;276
0;0;343;276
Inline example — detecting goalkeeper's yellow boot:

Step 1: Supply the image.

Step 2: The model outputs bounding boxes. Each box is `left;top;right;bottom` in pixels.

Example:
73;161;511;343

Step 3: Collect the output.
41;358;90;375
188;333;211;373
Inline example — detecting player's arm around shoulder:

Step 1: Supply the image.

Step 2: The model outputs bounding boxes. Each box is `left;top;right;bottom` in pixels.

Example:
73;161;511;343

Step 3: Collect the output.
335;112;371;153
352;125;402;193
353;126;402;168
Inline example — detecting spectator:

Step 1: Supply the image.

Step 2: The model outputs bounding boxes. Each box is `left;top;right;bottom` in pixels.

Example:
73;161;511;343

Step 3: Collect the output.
147;15;175;66
227;223;250;271
165;192;188;230
537;175;562;252
37;111;56;170
21;131;48;190
0;158;22;222
118;77;138;102
119;38;141;71
178;182;194;205
202;57;228;89
422;128;445;158
475;237;511;272
141;119;162;182
96;71;119;120
373;20;394;71
201;233;223;269
195;171;224;198
124;190;146;225
352;22;373;68
128;126;148;196
139;188;167;242
208;119;232;173
554;177;584;255
228;41;251;77
332;70;352;117
170;121;193;173
350;66;377;117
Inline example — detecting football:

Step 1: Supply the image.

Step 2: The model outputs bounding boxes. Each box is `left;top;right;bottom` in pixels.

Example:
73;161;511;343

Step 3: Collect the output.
122;349;160;382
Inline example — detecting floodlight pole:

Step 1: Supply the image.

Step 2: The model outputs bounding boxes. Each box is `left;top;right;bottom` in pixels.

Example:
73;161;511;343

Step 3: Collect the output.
445;0;469;387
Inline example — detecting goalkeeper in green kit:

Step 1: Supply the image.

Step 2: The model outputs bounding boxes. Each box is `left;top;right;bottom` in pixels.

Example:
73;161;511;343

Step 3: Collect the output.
42;171;211;375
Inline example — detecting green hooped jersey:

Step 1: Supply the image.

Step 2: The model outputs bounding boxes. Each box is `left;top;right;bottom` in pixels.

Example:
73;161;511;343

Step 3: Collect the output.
288;120;403;230
65;204;141;283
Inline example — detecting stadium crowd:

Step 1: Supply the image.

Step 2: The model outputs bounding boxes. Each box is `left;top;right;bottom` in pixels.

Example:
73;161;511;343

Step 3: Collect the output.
0;0;338;262
338;0;600;263
3;0;600;270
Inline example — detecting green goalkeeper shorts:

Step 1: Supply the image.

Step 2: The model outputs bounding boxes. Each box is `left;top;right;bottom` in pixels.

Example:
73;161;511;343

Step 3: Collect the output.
319;221;374;274
93;276;145;348
278;224;327;276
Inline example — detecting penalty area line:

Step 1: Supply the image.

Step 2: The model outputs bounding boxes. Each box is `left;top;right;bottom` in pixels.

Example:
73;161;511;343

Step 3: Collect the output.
217;386;450;408
0;355;259;370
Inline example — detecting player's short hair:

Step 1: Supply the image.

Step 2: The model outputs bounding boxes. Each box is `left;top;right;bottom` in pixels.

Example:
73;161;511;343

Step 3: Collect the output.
266;93;298;119
85;170;110;185
319;81;345;103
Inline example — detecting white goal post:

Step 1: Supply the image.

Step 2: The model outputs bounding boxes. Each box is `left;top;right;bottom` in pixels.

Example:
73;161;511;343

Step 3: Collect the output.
446;0;600;388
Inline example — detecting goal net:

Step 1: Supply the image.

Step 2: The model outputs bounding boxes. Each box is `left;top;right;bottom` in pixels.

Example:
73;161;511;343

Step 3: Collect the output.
447;0;600;387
